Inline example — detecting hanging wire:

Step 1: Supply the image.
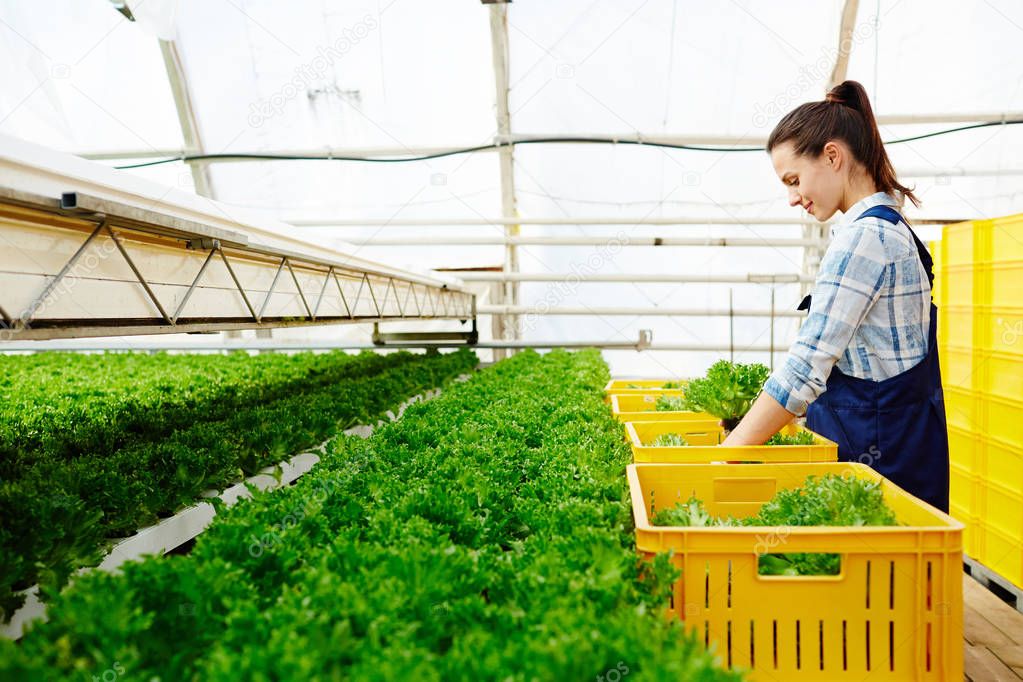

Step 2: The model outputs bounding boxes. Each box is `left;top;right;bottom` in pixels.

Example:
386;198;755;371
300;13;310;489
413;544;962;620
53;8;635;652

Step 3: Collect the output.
114;119;1023;169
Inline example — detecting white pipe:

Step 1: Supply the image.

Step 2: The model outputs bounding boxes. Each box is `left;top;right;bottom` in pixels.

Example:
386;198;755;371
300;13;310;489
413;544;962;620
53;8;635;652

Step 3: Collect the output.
872;112;1023;125
451;272;810;284
898;167;1023;178
352;236;828;247
478;305;802;317
288;216;825;226
489;2;520;350
0;341;781;352
291;216;958;228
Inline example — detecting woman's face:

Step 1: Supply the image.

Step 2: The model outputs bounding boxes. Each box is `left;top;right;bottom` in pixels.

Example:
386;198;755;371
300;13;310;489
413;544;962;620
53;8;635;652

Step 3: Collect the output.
770;140;846;222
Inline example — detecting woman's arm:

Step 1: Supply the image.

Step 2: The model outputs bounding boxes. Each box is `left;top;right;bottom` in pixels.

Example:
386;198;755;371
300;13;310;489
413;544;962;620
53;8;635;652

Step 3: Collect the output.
761;224;888;417
720;391;797;446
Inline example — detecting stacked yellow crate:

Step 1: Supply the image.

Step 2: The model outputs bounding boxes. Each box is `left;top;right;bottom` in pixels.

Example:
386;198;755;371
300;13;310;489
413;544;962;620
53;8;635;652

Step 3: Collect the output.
934;227;982;559
935;214;1023;590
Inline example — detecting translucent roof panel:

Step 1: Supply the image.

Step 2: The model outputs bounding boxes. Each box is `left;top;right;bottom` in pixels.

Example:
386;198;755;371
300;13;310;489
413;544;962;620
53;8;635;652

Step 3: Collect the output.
2;0;1023;373
164;0;500;220
507;1;846;135
0;0;184;153
172;1;495;147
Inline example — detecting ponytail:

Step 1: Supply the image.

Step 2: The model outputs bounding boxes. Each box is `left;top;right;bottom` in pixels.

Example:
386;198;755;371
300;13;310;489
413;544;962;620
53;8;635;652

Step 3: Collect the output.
767;80;920;209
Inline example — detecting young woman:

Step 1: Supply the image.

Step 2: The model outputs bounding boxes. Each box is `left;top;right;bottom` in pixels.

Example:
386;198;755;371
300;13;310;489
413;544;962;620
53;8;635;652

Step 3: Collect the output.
721;80;950;512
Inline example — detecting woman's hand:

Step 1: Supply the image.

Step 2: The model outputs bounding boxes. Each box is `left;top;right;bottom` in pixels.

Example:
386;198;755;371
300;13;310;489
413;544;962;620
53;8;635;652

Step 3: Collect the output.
719;392;798;446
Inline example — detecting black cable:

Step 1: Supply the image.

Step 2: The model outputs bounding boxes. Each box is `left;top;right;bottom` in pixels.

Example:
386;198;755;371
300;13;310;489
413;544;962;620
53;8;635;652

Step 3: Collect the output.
114;119;1023;169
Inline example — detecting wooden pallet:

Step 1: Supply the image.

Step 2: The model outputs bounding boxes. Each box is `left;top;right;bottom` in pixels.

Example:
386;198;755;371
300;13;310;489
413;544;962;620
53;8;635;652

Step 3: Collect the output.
965;556;1023;613
964;574;1023;681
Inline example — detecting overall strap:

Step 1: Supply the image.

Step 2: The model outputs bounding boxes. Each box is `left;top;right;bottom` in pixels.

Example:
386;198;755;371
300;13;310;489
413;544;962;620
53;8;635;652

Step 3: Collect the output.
856;205;934;287
796;203;933;312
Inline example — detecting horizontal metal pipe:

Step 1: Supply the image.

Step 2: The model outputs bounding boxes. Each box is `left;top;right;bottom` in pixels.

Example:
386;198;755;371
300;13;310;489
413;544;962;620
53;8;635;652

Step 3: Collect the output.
477;305;802;317
290;216;823;226
0;341;781;352
453;272;811;284
291;216;958;228
350;236;827;247
899;166;1023;178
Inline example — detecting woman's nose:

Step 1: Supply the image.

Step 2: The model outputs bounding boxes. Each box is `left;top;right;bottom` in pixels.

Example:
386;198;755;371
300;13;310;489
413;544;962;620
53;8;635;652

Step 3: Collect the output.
788;189;802;207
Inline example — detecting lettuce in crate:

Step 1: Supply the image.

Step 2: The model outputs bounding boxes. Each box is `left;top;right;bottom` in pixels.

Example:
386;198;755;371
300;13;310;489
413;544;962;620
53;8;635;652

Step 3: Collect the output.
679;361;770;431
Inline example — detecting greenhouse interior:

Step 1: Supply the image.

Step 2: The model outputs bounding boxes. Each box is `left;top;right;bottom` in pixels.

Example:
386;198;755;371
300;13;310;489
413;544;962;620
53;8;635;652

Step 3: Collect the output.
2;0;1023;679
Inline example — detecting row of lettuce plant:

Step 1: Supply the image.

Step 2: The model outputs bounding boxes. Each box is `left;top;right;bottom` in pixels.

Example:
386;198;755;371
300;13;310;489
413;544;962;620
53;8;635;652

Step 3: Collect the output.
1;349;738;681
1;349;478;624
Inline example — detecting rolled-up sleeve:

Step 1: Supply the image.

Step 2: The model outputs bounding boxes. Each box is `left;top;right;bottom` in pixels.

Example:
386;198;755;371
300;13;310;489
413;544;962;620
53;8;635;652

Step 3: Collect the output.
764;224;888;415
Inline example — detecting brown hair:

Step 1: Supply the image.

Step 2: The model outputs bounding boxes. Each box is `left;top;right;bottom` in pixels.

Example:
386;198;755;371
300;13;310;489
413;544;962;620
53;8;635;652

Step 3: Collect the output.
767;80;919;208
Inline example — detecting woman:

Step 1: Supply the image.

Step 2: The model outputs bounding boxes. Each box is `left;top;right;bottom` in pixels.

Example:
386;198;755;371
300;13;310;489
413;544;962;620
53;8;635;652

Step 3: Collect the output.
721;80;950;512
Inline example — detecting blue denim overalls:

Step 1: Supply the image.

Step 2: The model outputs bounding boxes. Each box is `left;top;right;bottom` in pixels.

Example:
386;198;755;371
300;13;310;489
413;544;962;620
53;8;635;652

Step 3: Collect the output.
801;204;950;512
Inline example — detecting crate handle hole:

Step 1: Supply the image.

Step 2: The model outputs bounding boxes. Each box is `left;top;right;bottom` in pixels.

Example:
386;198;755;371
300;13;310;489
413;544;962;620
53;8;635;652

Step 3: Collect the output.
757;553;841;577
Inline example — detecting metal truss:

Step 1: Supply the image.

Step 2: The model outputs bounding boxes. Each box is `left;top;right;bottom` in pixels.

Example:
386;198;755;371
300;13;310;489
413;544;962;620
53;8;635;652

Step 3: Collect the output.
0;188;474;341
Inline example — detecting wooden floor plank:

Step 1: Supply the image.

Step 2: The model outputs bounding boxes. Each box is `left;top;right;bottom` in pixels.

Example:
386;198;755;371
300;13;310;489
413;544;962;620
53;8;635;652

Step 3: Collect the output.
964;575;1023;646
964;643;1021;681
964;575;1023;681
964;607;1014;649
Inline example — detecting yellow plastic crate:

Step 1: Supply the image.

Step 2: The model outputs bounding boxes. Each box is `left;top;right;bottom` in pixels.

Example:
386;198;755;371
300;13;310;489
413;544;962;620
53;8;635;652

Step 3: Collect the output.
622;419;724;452
944;387;981;434
626;421;836;464
961;515;982;560
940;220;977;267
949;462;977;520
940;345;975;391
975;306;1023;356
946;426;977;472
987;264;1023;309
976;351;1023;402
938;306;975;349
603;379;685;403
946;470;980;559
609;393;713;423
946;491;979;559
938;264;977;307
989;215;1023;263
983;394;1023;452
981;479;1023;540
628;462;964;681
975;522;1023;592
982;436;1023;497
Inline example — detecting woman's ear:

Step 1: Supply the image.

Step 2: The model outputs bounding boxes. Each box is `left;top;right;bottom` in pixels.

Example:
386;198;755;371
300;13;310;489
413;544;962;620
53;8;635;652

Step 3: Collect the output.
822;141;842;170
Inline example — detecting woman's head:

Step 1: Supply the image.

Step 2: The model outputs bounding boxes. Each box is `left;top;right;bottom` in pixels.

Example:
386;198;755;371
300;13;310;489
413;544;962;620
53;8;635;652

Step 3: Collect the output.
767;80;918;221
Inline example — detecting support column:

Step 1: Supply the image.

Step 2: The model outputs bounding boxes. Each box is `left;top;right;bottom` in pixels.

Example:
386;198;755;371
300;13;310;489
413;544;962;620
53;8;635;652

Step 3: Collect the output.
488;3;520;359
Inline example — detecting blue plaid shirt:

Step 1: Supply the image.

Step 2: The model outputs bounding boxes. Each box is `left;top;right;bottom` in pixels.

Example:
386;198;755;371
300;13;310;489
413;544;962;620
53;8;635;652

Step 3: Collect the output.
764;191;932;416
